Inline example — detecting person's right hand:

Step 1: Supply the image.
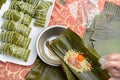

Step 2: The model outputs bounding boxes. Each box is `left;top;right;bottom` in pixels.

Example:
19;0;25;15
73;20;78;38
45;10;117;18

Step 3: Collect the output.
99;53;120;80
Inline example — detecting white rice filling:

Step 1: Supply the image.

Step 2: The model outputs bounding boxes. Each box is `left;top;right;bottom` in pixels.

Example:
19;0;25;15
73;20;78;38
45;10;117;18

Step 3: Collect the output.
64;50;92;73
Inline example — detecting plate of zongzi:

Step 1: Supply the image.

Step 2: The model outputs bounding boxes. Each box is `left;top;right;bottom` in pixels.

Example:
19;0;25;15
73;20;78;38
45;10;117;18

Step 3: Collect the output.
49;28;110;80
0;0;55;66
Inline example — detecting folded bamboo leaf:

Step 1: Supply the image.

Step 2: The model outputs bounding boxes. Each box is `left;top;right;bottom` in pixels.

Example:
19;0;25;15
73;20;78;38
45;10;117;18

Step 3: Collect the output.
2;9;32;26
11;0;23;1
90;14;120;41
103;1;120;16
1;20;31;37
83;2;120;57
21;14;32;26
11;0;40;6
0;31;31;48
34;9;47;27
35;9;47;18
23;0;40;6
34;21;45;27
45;41;78;80
37;1;52;10
2;9;21;21
10;1;21;10
33;1;52;27
26;59;68;80
0;42;30;61
61;60;78;80
50;29;110;80
18;1;36;16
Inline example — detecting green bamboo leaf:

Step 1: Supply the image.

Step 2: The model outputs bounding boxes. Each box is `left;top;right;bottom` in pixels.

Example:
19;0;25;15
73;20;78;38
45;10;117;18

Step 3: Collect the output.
61;60;78;80
26;59;68;80
50;29;110;80
84;2;120;57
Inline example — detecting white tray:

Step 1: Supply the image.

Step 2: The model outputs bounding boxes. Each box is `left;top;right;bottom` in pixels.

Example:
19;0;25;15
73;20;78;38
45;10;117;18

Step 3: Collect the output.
0;0;55;66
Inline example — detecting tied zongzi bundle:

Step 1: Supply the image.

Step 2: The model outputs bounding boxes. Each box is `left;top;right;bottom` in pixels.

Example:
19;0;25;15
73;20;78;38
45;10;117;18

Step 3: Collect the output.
1;20;31;37
10;1;21;10
0;31;31;48
23;0;40;6
10;1;37;17
34;1;52;27
37;1;52;10
34;9;47;27
2;9;32;26
11;0;40;6
0;42;30;62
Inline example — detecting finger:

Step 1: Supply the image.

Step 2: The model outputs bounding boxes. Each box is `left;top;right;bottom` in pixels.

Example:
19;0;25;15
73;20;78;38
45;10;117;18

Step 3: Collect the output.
106;53;120;61
105;61;120;70
107;67;120;77
108;78;112;80
109;77;120;80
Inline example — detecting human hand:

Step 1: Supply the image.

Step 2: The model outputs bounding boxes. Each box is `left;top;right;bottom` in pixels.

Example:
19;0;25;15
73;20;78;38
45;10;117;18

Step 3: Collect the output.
99;53;120;80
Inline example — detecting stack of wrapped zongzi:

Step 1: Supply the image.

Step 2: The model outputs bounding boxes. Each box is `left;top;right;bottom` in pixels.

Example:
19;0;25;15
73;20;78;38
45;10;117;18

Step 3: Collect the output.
10;0;53;27
0;0;35;62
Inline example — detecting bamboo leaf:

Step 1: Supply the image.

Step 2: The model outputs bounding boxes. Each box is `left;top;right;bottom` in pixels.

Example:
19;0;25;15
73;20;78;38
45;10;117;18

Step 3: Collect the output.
50;29;110;80
26;59;67;80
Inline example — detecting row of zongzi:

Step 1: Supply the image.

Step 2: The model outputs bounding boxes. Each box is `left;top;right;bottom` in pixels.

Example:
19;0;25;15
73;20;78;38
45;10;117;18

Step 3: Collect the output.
0;0;32;62
10;1;37;17
10;0;53;27
12;0;40;6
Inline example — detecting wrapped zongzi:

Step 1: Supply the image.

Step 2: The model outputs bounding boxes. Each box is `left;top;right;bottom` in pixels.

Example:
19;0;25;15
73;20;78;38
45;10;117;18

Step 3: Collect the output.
0;31;31;48
23;0;40;6
37;1;52;10
34;1;52;27
1;20;31;37
2;9;32;26
0;42;30;61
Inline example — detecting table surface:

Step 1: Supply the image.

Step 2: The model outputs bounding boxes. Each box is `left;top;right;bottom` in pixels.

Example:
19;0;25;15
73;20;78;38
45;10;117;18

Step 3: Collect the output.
0;0;120;80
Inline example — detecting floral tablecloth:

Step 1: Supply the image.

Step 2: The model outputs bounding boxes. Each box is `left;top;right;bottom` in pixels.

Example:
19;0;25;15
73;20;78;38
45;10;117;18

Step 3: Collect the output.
0;0;120;80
